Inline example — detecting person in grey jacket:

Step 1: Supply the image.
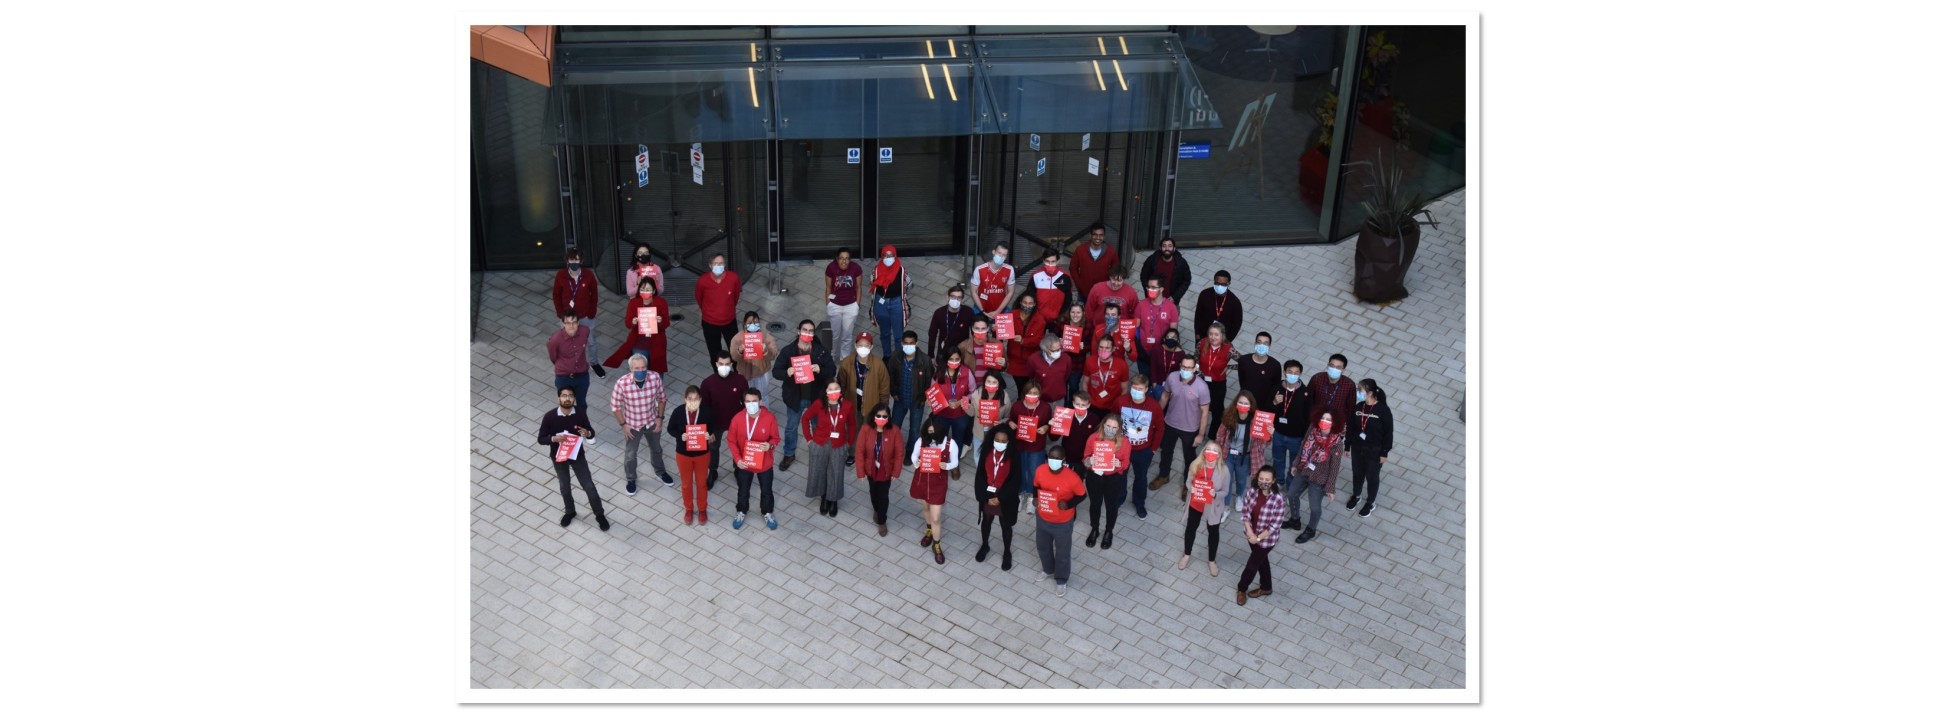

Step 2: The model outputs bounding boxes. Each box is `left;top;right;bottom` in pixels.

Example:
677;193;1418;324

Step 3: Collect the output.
1176;441;1231;577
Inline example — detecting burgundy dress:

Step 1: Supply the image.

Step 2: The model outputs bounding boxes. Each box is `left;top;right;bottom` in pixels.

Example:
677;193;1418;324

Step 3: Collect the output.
908;439;955;504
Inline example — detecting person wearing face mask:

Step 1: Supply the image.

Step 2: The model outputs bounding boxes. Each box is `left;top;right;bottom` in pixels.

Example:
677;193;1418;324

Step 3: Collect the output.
837;332;892;436
824;247;864;359
1343;382;1395;519
1118;374;1166;520
1196;322;1234;417
1068;224;1120;298
802;381;857;518
1055;303;1092;408
926;284;974;358
909;419;961;564
969;372;1009;449
886;330;937;466
1154;354;1211;493
1213;390;1266;516
1083;334;1131;414
538;387;607;531
1267;360;1313;480
602;277;671;375
930;351;978;460
547;313;594;421
727;389;783;531
1236;466;1287;605
1285;410;1345;542
776;319;837;472
956;316;1010;393
1006;381;1057;510
623;244;665;300
1061;394;1104;509
1305;353;1356;425
1132;278;1180;380
1024;334;1072;406
1192;270;1243;345
693;252;742;361
969;242;1017;314
1084;265;1140;325
869;245;913;351
973;425;1021;570
668;386;716;525
855;403;905;537
1136;236;1192;316
1031;444;1088;597
607;353;671;496
1082;412;1129;549
550;248;605;379
1177;441;1230;577
1147;328;1187;398
1005;292;1048;384
725;310;779;395
699;353;749;490
1235;332;1282;405
1027;248;1075;328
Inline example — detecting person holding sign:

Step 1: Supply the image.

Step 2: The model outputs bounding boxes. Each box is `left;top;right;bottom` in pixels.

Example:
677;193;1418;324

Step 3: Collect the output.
1118;374;1166;521
1056;303;1092;408
1131;277;1179;381
1177;441;1230;577
1025;333;1071;406
1213;390;1269;515
1096;302;1137;365
608;354;671;497
969;372;1009;449
972;425;1022;569
602;277;670;376
855;403;905;537
726;310;778;396
1084;265;1139;330
1083;334;1132;414
1082;411;1128;549
802;382;857;518
909;420;960;565
1031;445;1087;597
957;317;1008;393
1006;381;1056;511
1236;465;1288;605
537;387;607;531
726;389;783;531
928;351;977;459
667;386;715;525
1285;411;1345;543
776;319;836;472
836;332;892;434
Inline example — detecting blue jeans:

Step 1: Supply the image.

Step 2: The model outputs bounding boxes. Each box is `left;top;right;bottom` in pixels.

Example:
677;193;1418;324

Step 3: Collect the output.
784;403;804;457
890;397;926;461
553;373;591;404
935;413;974;453
1016;450;1047;496
1272;433;1303;477
1129;449;1154;514
579;317;600;370
1224;456;1251;511
1287;475;1324;529
872;296;904;352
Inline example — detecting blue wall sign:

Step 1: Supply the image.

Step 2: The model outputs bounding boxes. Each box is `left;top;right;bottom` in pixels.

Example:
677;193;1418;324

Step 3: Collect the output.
879;147;893;164
1036;157;1047;176
1177;142;1211;159
846;147;861;164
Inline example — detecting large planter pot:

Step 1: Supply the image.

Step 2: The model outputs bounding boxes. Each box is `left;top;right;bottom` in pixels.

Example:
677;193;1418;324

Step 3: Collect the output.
1353;217;1421;302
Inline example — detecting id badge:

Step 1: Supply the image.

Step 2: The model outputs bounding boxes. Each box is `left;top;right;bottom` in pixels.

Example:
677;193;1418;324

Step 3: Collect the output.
831;431;841;439
1359;432;1367;440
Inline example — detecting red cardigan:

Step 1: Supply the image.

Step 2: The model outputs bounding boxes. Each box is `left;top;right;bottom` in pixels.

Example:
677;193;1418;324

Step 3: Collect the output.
801;398;858;447
855;425;904;482
552;268;599;319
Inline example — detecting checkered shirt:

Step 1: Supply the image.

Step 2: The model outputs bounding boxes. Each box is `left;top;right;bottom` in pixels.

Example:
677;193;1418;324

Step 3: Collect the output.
608;371;665;430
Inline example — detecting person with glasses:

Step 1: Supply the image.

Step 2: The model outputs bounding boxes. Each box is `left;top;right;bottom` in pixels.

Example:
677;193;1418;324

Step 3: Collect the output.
546;313;593;422
551;248;604;378
538;387;607;531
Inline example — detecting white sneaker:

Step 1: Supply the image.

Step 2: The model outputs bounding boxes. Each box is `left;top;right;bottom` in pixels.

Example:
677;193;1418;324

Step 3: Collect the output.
1055;584;1067;597
1034;572;1049;583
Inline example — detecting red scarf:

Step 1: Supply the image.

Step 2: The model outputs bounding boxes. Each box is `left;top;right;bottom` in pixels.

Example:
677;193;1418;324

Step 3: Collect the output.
1305;428;1342;464
984;450;1010;488
872;246;902;291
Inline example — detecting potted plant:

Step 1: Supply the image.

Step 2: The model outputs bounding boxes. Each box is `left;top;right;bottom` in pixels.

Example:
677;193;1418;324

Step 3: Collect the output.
1346;149;1436;303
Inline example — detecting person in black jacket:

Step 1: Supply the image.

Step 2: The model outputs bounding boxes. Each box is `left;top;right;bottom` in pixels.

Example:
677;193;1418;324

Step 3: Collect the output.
1193;270;1243;344
1137;236;1192;317
886;330;937;465
777;319;838;472
973;424;1022;570
537;387;608;531
1345;380;1396;518
667;385;716;525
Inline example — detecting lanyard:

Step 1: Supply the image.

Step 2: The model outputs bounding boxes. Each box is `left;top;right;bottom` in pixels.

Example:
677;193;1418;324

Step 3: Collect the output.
827;403;844;432
1211;294;1229;321
686;407;700;429
1358;404;1373;431
744;412;761;439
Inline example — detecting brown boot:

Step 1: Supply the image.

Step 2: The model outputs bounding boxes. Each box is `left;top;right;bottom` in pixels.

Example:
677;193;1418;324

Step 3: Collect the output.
1148;476;1170;491
1236;589;1248;606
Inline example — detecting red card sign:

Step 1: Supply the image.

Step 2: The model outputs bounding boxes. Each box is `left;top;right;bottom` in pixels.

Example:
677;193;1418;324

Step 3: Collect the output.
1061;324;1084;353
1249;414;1273;442
1091;440;1116;474
683;424;708;451
790;355;814;384
977;398;1001;426
746;446;772;472
993;313;1016;340
1189;471;1215;509
1018;414;1039;443
552;434;581;463
926;383;948;412
638;308;658;335
919;446;943;473
976;342;1005;369
1117;318;1138;347
743;337;765;360
1049;407;1074;437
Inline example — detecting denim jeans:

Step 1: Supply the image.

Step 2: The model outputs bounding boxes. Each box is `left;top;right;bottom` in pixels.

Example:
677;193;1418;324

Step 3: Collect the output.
1271;433;1303;478
1287;474;1324;529
872;296;904;353
1223;456;1251;511
579;317;599;370
890;398;926;462
935;414;975;454
1129;449;1154;514
783;403;804;457
1016;449;1047;496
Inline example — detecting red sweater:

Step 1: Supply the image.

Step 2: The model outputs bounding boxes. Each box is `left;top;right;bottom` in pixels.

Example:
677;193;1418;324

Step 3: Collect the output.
552;268;599;319
1025;351;1072;401
801;398;858;447
1084;282;1139;324
1083;353;1131;411
1007;398;1056;452
1068;243;1120;297
726;407;781;472
694;271;743;326
1118;396;1166;452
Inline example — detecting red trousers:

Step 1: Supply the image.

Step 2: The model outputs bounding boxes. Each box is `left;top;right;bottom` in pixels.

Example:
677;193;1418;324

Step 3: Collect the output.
677;453;710;513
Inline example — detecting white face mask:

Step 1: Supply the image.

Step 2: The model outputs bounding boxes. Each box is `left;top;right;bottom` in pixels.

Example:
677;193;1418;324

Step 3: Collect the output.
717;365;732;377
711;264;726;275
883;257;896;267
992;441;1009;452
902;344;917;355
1047;350;1060;361
744;401;760;415
856;347;871;358
948;298;961;309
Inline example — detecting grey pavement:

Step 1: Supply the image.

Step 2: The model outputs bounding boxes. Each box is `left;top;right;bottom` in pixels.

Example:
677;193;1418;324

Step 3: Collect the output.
470;189;1467;689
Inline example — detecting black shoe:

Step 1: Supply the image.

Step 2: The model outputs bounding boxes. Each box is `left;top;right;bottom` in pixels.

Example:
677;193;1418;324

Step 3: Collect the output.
1295;528;1317;544
625;480;637;496
780;455;796;471
1345;495;1360;510
1100;531;1113;550
1359;502;1375;518
591;365;607;378
819;500;829;516
845;456;855;467
1286;517;1301;531
1001;550;1013;571
596;515;610;531
1085;529;1099;548
976;543;991;562
559;513;575;527
706;472;718;490
828;501;839;518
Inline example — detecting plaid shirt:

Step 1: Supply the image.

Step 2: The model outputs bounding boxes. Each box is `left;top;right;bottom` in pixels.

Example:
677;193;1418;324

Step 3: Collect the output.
608;371;665;431
1237;490;1287;548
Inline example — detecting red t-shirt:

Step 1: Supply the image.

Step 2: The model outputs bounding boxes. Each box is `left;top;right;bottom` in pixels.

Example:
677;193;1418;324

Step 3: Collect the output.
694;271;742;326
973;263;1014;313
825;261;863;306
1033;464;1087;524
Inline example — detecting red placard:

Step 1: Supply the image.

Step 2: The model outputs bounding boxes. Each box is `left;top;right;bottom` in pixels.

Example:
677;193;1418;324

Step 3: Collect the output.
1017;414;1039;443
1189;470;1215;509
1049;407;1074;437
925;383;948;412
1090;440;1116;474
1248;414;1274;442
742;337;765;360
1117;318;1138;348
552;434;581;463
790;355;814;384
975;342;1005;369
1061;324;1084;353
638;308;658;336
977;398;1001;426
743;444;772;472
682;424;707;451
918;446;943;473
993;312;1016;340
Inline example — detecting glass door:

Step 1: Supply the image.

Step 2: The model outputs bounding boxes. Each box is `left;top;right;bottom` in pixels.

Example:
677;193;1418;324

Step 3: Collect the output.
983;131;1145;271
781;136;967;260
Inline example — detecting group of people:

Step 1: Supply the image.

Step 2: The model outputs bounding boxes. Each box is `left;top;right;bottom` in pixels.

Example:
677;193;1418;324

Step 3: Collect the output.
536;232;1398;604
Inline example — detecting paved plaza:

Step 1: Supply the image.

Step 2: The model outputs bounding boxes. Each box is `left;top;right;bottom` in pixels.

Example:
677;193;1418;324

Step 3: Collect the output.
468;190;1467;689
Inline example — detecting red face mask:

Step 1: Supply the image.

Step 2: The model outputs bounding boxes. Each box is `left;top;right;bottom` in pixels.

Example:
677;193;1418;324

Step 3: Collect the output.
1236;404;1251;415
1024;394;1040;405
1043;265;1059;275
827;391;842;401
1318;420;1333;433
1099;348;1113;357
800;333;815;344
1204;450;1220;464
985;383;998;393
1074;406;1088;416
1146;289;1160;299
874;417;890;427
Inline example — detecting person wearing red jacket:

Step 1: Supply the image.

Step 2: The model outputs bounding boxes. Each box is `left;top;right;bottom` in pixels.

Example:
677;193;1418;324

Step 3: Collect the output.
603;277;670;374
693;252;742;361
1082;412;1129;549
1024;332;1072;404
1055;302;1092;408
1197;322;1236;417
1117;373;1166;520
1067;225;1119;298
551;248;604;378
726;389;782;531
1083;334;1132;413
1092;301;1137;365
801;381;858;518
855;404;905;537
1006;291;1049;382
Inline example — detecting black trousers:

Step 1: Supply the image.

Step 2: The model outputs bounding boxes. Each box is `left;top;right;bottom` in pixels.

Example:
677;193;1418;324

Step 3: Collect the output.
706;427;726;486
1087;473;1126;534
979;500;1018;549
1349;449;1383;507
736;467;775;515
1206;380;1227;422
553;458;606;518
1182;507;1220;561
1238;543;1274;591
869;479;893;524
1159;427;1199;482
702;320;739;362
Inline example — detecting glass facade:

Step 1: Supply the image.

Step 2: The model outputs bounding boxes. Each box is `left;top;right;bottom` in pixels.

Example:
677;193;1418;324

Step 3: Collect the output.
472;60;564;270
1334;25;1467;239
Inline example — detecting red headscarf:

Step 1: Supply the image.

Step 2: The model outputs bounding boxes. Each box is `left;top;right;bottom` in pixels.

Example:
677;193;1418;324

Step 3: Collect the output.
872;245;902;291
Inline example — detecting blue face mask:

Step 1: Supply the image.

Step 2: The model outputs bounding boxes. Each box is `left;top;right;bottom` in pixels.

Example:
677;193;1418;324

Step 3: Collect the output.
747;323;762;333
991;254;1005;266
1284;373;1300;385
711;264;726;275
1356;390;1367;403
1328;367;1342;380
633;371;649;383
1213;284;1228;295
1254;344;1269;356
567;263;581;272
